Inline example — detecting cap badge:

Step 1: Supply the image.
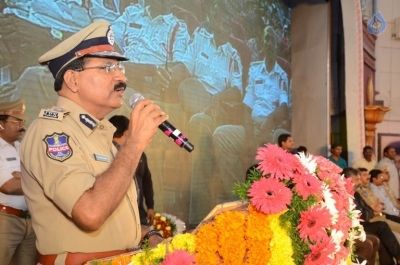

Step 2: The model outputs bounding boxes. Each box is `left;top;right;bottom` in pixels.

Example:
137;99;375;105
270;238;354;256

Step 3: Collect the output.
107;26;115;46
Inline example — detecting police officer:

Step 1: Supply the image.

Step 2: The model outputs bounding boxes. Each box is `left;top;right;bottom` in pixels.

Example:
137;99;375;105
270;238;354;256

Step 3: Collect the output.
212;26;288;206
20;20;166;265
150;2;243;225
0;99;36;265
113;0;189;65
112;0;190;102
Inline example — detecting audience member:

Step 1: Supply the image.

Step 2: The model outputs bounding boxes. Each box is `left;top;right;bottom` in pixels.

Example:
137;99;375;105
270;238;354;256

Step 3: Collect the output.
277;133;294;152
352;146;377;172
357;168;400;233
378;165;400;208
343;167;400;265
370;169;400;217
109;115;155;226
211;25;288;208
353;234;379;265
328;143;347;169
0;100;36;265
378;146;399;199
112;0;190;102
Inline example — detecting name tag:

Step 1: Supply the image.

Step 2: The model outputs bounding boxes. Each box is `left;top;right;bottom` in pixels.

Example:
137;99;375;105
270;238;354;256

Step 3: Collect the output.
94;154;109;163
6;157;17;161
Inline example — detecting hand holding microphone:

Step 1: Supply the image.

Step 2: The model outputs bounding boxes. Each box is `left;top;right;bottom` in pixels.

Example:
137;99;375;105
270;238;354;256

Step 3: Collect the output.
129;93;194;152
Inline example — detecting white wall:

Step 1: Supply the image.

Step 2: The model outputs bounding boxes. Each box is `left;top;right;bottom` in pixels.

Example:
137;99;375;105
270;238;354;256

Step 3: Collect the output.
375;0;400;137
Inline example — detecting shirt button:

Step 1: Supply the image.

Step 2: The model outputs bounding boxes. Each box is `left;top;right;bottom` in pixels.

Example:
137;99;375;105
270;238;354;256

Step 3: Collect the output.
99;125;104;129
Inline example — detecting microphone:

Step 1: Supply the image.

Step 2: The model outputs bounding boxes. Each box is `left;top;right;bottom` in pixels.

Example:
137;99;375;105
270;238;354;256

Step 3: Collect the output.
128;93;194;152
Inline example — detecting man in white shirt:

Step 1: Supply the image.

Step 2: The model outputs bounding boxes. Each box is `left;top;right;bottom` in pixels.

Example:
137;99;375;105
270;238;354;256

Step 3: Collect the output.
370;169;400;217
378;146;399;199
352;146;377;173
0;99;36;264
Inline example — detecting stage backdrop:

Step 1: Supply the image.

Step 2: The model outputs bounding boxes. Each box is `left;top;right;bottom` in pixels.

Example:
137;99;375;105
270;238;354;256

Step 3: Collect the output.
0;0;292;225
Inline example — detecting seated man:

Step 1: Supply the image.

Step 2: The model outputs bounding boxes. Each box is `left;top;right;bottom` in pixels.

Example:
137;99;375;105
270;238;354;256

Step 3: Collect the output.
356;168;400;233
344;168;400;265
379;165;400;208
370;169;400;217
112;0;190;102
145;1;243;225
211;26;288;208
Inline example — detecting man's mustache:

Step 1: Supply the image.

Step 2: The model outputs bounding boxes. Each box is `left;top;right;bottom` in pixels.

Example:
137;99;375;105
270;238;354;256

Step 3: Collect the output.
19;128;25;133
114;83;127;91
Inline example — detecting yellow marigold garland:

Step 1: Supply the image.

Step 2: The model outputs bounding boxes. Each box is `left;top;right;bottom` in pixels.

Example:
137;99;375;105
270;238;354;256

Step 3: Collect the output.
214;211;247;265
268;211;295;265
131;242;166;265
245;204;272;264
195;222;220;265
169;233;196;253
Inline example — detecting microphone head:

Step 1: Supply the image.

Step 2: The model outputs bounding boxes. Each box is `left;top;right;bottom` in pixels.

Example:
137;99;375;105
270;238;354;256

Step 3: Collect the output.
129;93;145;108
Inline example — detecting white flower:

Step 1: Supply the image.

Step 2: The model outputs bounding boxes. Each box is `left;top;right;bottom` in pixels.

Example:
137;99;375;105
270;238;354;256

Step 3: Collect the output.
320;184;339;224
296;152;318;174
330;229;344;252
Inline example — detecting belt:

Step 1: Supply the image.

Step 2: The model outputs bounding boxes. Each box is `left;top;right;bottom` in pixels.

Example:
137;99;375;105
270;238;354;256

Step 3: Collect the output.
0;204;30;218
37;249;131;265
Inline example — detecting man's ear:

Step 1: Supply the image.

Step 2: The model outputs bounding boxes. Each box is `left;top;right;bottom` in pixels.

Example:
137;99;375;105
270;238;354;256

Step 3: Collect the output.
63;70;79;92
0;124;4;130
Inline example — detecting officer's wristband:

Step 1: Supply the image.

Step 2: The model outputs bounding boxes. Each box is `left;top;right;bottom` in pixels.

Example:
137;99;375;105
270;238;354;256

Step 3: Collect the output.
142;229;163;242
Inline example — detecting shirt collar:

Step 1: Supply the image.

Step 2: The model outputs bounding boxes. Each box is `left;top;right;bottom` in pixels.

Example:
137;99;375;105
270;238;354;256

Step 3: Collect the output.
56;97;116;137
261;60;279;75
0;137;19;149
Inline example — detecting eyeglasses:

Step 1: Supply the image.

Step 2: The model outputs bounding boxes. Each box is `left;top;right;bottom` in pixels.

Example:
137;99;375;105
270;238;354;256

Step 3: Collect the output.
5;119;25;126
76;62;125;74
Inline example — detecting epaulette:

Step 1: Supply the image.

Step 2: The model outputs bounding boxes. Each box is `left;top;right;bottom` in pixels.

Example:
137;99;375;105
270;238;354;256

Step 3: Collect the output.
38;108;69;121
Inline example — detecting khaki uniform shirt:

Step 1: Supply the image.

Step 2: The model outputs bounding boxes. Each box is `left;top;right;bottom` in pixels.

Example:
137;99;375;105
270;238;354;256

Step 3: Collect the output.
357;185;380;210
20;97;141;257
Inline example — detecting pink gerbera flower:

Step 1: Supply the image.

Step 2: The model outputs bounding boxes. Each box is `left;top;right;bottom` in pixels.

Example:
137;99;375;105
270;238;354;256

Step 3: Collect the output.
162;250;196;265
297;205;332;242
293;173;322;200
304;236;336;265
315;156;343;175
248;177;292;214
344;177;355;196
256;144;301;180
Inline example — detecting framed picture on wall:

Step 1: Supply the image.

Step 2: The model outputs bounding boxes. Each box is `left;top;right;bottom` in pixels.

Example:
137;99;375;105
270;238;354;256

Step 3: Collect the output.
377;133;400;160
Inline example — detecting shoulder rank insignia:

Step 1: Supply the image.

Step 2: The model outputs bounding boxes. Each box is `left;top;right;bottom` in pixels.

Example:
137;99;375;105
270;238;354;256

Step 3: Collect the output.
43;132;73;162
39;108;68;121
80;114;97;130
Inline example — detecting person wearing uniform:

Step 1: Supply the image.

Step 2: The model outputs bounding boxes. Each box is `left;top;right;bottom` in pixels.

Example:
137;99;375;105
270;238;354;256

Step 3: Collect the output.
356;168;400;234
0;99;36;265
211;26;288;207
182;2;243;225
19;20;166;265
112;0;190;102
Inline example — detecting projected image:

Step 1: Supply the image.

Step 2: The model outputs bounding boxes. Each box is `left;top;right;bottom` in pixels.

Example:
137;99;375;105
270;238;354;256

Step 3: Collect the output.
0;0;291;225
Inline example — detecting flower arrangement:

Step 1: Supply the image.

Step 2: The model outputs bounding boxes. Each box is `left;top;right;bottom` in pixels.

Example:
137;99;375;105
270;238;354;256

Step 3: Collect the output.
152;212;186;239
230;144;366;265
152;213;176;239
131;233;196;265
89;144;366;265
